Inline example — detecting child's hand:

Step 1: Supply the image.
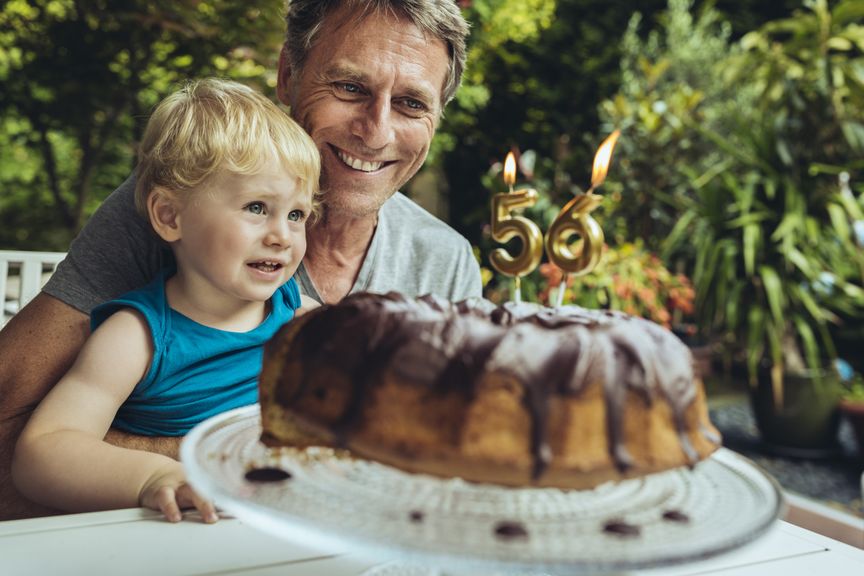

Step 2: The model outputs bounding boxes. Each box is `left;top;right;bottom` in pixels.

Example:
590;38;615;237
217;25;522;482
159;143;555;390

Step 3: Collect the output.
139;463;218;523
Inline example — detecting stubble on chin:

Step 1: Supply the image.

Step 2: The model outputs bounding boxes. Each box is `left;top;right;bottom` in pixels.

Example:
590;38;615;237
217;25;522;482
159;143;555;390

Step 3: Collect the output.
316;173;395;220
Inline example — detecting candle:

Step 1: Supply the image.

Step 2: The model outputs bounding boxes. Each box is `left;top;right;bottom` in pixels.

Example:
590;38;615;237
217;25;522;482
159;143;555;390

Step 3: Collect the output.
490;152;544;302
546;130;620;306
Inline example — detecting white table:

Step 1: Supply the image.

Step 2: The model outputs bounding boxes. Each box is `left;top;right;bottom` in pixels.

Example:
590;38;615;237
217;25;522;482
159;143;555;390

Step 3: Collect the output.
1;508;863;576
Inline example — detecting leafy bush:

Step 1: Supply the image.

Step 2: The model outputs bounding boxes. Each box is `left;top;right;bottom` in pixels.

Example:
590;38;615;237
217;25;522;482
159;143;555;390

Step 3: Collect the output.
661;0;864;382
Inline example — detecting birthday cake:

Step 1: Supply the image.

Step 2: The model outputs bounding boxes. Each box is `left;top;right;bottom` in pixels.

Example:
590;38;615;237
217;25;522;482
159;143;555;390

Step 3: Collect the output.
258;292;721;489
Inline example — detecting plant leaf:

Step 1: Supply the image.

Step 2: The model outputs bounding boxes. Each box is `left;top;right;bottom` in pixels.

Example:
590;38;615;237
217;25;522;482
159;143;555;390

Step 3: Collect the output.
759;266;785;325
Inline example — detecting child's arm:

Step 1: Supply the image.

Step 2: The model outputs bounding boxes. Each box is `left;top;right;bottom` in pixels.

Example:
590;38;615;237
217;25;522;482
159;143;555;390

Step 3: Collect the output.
11;309;217;523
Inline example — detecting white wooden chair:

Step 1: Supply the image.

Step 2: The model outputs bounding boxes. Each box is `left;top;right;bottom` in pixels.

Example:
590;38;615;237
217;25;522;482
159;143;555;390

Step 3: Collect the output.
0;250;66;327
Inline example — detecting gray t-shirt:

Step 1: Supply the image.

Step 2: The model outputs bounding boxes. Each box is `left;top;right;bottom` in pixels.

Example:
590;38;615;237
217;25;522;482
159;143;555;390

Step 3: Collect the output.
44;174;482;313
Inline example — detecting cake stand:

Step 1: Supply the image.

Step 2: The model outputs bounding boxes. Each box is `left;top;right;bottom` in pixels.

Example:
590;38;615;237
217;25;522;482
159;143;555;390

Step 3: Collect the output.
181;405;784;575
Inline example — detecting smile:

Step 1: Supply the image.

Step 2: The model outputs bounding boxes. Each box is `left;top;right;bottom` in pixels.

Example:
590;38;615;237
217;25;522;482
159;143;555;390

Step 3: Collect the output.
335;149;386;173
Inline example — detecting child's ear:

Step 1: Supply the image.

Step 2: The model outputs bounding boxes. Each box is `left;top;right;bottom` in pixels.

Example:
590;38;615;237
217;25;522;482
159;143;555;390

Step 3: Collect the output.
147;187;182;243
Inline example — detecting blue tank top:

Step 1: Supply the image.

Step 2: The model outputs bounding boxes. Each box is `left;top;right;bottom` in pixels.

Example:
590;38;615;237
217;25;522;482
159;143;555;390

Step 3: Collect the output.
91;270;301;436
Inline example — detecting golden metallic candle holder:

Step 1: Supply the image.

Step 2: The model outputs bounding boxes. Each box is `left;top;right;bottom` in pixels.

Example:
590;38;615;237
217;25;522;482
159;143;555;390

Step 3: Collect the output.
488;131;620;305
489;152;543;302
546;130;620;306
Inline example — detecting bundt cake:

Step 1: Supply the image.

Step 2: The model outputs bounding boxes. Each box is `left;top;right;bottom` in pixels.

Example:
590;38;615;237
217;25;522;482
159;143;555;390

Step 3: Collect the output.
258;292;721;490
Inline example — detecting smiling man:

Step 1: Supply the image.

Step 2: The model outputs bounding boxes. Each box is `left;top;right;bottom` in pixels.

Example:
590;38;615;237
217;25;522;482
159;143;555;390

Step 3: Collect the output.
0;0;480;520
279;0;481;304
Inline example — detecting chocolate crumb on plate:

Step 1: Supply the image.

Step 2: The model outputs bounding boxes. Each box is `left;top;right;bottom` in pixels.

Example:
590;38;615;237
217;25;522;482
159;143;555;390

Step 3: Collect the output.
603;520;641;537
244;467;292;482
662;510;690;523
494;520;529;541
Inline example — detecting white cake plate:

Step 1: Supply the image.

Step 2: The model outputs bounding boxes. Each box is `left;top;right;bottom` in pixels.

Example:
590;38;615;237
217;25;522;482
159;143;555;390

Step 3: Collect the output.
181;405;784;575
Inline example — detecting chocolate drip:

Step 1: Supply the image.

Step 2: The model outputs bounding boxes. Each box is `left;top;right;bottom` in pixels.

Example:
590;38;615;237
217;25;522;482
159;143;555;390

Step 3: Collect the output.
700;422;722;445
333;300;416;441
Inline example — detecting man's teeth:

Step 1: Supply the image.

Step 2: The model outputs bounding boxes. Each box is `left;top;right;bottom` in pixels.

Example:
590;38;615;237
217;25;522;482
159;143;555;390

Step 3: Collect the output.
337;150;383;172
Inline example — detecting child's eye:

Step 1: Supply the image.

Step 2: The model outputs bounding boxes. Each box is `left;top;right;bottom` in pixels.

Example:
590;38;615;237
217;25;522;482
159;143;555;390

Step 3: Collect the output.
246;202;266;215
288;209;305;222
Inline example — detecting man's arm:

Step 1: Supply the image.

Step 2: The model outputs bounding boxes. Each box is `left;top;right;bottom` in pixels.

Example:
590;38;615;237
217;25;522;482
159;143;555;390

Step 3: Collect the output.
0;294;177;520
0;294;88;519
103;429;181;458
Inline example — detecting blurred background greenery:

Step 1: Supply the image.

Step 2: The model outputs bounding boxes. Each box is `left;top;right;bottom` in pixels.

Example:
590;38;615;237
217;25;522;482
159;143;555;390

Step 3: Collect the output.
2;0;864;382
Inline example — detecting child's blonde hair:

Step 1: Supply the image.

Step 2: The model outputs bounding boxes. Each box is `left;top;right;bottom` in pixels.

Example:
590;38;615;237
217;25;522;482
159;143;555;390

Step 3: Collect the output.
135;78;320;218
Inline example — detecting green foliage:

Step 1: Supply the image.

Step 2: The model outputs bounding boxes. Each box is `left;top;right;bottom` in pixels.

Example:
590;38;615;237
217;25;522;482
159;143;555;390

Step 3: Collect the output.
659;0;864;381
0;0;285;250
599;0;746;250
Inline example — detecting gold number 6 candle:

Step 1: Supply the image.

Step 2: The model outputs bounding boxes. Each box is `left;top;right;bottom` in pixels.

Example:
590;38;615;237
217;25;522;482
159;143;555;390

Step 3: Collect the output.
546;130;620;305
490;152;544;302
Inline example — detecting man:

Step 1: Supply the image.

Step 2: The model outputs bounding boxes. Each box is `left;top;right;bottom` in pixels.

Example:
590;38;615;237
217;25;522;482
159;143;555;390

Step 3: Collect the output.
0;0;481;520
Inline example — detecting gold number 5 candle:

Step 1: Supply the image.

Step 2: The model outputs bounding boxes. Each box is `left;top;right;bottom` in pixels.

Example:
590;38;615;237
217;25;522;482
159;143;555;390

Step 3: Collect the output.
546;130;620;305
490;152;544;302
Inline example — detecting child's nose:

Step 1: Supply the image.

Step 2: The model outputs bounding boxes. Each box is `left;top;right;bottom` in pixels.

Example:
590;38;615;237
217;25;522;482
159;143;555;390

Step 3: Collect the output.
265;219;291;247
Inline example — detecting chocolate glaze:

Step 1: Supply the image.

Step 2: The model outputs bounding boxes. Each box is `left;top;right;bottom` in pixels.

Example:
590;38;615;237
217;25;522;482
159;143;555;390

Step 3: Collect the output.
277;292;715;480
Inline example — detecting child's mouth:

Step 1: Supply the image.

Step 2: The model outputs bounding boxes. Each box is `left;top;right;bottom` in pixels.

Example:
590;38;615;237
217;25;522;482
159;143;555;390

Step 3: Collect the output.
249;261;283;273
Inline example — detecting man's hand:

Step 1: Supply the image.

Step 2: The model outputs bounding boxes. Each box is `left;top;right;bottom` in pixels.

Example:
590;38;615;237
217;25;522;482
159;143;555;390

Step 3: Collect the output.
103;429;182;459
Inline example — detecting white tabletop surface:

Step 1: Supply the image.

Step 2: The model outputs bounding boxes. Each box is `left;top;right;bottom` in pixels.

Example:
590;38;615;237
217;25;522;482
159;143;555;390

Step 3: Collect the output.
1;508;863;576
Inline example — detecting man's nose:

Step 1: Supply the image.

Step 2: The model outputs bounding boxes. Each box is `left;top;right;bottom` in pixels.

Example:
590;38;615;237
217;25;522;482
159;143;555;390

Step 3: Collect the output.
352;97;395;149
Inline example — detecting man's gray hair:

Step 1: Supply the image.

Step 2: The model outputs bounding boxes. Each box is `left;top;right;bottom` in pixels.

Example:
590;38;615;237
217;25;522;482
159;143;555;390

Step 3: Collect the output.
284;0;469;107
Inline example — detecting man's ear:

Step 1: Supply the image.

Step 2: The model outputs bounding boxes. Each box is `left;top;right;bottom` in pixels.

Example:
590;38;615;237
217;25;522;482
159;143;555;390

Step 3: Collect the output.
147;187;182;243
276;43;293;107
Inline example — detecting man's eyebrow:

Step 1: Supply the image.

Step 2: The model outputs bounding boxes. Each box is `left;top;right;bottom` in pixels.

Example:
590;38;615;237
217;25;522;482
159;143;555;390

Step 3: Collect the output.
320;64;366;84
401;86;437;106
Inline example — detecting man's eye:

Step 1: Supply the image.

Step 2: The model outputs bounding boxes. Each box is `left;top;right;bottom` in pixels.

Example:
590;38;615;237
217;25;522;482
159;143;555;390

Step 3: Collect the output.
246;202;266;215
337;82;362;94
398;98;429;115
288;209;305;222
404;99;425;110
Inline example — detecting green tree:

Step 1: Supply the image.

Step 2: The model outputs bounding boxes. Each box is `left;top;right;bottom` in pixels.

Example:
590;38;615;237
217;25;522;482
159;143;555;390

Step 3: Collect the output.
0;0;284;249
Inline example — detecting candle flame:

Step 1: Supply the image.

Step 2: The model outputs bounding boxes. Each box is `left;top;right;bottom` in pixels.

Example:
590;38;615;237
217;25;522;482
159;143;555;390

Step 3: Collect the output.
503;152;517;187
590;129;620;190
